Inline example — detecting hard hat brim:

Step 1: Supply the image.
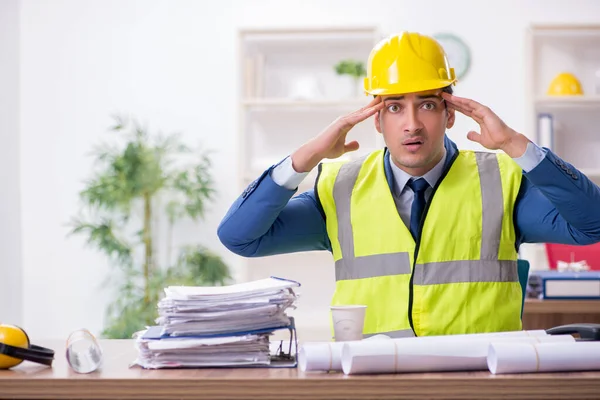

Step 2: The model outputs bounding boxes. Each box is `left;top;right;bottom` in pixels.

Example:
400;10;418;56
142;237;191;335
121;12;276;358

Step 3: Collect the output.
365;79;457;96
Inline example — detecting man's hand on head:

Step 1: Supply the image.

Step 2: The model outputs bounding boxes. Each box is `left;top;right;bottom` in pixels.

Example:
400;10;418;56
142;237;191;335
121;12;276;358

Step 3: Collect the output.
291;96;385;172
441;93;530;158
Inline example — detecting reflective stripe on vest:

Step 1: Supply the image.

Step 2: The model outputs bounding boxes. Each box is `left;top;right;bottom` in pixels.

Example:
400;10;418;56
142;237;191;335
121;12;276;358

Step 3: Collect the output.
474;152;504;260
413;260;518;285
332;152;516;284
335;253;411;281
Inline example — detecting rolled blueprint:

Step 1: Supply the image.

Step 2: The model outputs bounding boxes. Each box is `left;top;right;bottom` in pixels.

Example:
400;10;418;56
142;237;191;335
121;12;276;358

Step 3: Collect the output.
298;342;344;372
298;334;391;372
299;329;549;372
341;334;575;375
488;341;600;374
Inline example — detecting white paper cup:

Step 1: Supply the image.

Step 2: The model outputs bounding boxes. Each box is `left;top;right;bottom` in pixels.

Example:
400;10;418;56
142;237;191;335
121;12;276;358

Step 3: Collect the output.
330;305;367;342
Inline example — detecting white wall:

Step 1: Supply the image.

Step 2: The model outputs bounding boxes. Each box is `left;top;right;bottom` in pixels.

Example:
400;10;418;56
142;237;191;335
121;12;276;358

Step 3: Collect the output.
15;0;600;339
0;0;23;325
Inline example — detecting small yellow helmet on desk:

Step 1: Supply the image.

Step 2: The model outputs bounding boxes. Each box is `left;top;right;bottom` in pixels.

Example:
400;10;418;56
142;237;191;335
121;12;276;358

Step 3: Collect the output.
547;72;583;96
363;32;457;96
0;324;54;369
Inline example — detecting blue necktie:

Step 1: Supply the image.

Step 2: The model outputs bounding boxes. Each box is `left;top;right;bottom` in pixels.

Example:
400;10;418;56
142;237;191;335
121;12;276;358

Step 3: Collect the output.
407;178;430;240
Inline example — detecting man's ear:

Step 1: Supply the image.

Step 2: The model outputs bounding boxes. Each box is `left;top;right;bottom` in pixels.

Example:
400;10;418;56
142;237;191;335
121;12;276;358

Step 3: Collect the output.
446;107;456;129
375;111;382;133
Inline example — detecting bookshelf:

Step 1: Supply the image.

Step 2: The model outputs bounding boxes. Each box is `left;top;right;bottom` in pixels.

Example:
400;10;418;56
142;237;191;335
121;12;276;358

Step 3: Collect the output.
237;26;381;338
520;25;600;271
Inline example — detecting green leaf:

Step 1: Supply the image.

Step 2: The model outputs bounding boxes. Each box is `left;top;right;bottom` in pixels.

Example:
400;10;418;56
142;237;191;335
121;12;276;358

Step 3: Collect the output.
68;217;132;264
176;245;232;286
334;59;366;78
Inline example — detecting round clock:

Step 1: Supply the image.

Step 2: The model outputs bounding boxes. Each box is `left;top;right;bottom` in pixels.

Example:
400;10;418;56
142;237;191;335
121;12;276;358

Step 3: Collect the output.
433;33;471;80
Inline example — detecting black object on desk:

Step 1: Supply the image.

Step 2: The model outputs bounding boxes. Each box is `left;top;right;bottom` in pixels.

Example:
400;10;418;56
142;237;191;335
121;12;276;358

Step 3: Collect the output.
546;323;600;341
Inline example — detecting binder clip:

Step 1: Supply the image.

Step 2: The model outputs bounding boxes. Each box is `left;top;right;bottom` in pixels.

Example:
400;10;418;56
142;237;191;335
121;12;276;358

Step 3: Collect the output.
269;317;298;367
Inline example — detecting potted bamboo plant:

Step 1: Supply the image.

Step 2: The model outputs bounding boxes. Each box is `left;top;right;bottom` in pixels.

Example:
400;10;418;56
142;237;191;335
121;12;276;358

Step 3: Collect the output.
69;115;231;339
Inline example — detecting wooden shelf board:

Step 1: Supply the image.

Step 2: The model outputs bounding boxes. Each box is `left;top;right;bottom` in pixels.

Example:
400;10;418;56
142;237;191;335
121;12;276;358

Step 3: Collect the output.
240;27;378;44
524;298;600;314
531;25;600;37
242;98;371;108
240;26;378;35
535;96;600;109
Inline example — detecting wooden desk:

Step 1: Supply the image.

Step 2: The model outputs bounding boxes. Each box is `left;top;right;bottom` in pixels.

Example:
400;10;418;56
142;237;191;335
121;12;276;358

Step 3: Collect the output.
522;299;600;330
1;339;600;399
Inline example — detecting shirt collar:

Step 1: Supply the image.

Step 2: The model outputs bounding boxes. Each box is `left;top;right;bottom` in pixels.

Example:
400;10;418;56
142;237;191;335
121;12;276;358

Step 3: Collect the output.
388;148;447;196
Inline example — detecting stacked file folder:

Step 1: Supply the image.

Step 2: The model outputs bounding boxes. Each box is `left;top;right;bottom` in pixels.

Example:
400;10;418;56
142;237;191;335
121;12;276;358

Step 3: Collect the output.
133;277;300;369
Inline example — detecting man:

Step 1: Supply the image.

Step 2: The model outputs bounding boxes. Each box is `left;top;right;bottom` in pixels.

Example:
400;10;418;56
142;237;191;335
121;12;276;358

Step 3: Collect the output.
218;32;600;337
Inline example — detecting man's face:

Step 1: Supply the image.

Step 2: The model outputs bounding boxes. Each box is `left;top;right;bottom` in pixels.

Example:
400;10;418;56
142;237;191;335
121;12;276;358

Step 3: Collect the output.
375;89;455;176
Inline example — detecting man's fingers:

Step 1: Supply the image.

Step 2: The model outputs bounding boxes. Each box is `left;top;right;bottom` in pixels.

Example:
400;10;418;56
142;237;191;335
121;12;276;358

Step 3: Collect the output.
472;107;488;120
442;92;483;110
467;109;485;125
351;96;382;115
445;100;473;115
360;95;382;111
448;104;484;125
346;102;385;125
444;96;474;112
447;103;473;117
467;130;482;143
443;93;491;124
344;140;360;153
469;107;488;125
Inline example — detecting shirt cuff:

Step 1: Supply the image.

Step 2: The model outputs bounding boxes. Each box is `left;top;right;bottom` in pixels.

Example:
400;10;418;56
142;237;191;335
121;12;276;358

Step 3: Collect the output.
270;156;309;190
512;141;547;173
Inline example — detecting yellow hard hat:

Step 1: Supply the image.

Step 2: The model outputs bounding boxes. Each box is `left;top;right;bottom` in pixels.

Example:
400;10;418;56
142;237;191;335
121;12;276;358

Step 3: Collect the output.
364;32;457;96
547;72;583;96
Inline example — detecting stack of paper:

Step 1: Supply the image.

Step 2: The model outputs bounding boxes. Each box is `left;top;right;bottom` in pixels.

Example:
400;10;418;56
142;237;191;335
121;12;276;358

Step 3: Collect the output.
156;277;298;336
133;277;300;369
135;334;272;368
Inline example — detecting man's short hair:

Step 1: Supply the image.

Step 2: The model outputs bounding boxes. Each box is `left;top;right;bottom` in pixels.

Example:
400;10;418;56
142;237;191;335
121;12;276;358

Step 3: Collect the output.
441;85;453;95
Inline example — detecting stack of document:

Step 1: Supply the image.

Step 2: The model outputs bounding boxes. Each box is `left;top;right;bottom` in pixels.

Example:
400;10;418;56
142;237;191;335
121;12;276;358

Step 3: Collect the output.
156;277;298;336
135;334;272;368
133;277;300;369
